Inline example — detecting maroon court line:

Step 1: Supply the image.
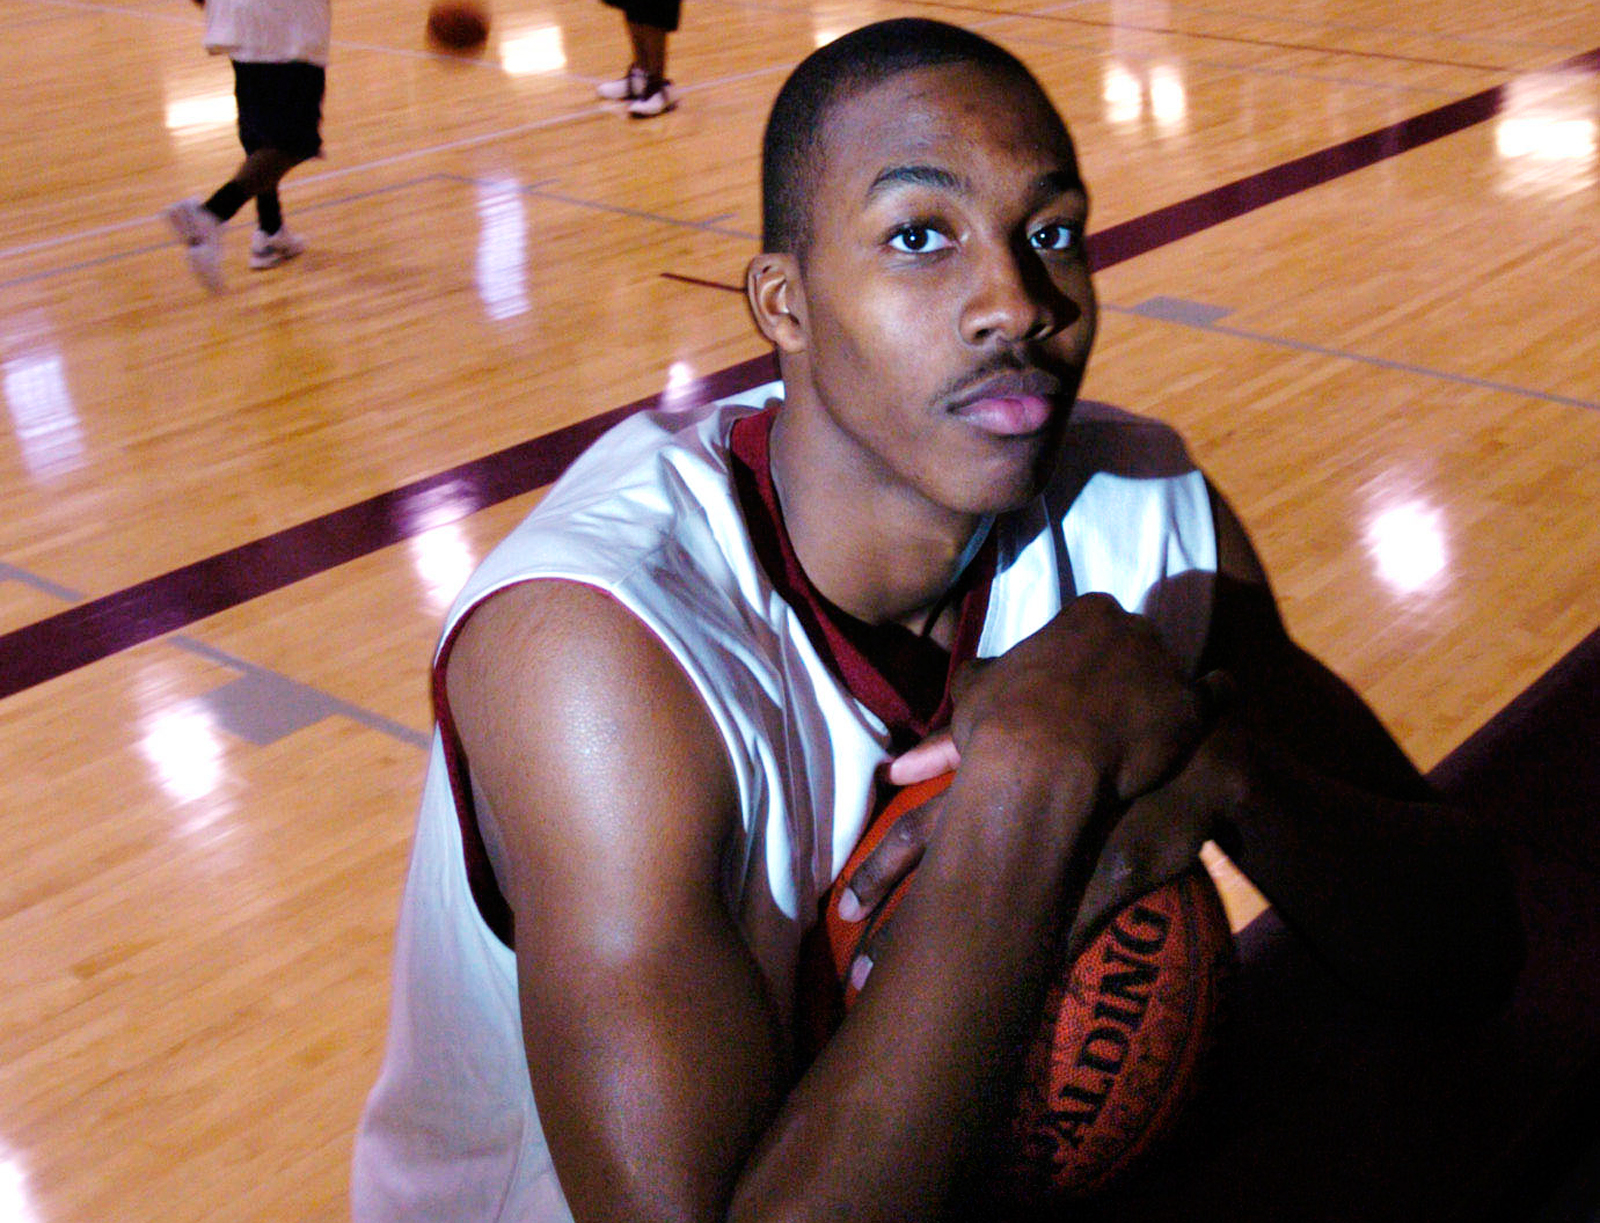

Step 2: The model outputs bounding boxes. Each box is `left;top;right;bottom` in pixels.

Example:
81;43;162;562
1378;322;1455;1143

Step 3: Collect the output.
2;45;1597;701
0;354;776;700
660;271;744;294
1085;51;1585;269
669;51;1597;282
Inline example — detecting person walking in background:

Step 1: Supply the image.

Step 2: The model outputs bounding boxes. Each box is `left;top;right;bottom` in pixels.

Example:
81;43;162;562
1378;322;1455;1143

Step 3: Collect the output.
164;0;331;292
593;0;680;118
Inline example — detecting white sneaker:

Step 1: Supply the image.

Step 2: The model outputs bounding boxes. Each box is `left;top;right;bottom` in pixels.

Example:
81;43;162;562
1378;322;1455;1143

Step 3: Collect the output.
249;226;308;270
163;197;225;293
597;66;645;100
627;81;678;118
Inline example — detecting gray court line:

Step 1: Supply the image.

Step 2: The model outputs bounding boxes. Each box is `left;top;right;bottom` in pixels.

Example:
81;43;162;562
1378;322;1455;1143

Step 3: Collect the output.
0;174;460;291
0;112;596;266
169;635;431;748
0;557;429;748
707;0;1466;99
0;0;1472;269
23;0;206;27
0;562;84;603
1114;296;1600;413
0;61;764;268
987;15;1465;97
1156;0;1575;55
0;174;443;266
693;0;1461;99
439;173;760;239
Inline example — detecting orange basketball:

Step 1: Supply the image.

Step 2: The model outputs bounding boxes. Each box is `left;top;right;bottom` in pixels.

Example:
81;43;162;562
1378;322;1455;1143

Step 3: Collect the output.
822;771;1235;1204
426;0;489;51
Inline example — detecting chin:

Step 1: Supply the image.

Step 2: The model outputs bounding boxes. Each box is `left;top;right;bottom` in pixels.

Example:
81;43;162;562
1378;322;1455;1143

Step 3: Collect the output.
942;460;1051;517
963;427;1064;512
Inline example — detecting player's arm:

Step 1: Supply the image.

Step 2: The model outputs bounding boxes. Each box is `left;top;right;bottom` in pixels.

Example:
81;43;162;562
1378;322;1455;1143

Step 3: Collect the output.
1197;486;1523;1016
447;581;1142;1223
447;580;784;1221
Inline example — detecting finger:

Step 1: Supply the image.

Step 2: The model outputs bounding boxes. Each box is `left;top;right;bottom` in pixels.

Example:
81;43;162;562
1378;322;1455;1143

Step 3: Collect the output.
1065;837;1151;960
1110;670;1237;801
848;894;910;998
848;949;875;995
886;733;961;786
843;797;940;913
1066;757;1229;954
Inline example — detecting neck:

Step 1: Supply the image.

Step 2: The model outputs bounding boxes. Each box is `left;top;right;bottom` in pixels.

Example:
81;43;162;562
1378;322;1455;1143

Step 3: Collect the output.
769;401;988;630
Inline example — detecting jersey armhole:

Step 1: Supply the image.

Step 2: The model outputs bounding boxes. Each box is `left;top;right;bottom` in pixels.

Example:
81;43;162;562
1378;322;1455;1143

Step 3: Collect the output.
430;574;753;949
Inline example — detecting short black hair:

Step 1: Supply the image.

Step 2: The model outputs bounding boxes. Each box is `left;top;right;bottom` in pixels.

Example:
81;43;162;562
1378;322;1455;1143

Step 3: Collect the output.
760;19;1057;257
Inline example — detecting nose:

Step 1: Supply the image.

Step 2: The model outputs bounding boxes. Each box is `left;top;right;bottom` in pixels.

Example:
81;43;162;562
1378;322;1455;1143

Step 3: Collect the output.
958;240;1065;347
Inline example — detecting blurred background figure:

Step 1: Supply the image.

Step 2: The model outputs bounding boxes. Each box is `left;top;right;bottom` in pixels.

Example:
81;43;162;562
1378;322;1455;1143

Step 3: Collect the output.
592;0;680;117
164;0;331;290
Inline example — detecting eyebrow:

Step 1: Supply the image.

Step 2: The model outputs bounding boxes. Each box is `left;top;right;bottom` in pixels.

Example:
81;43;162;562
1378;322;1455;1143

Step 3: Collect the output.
865;164;969;201
1034;167;1086;198
864;163;1085;204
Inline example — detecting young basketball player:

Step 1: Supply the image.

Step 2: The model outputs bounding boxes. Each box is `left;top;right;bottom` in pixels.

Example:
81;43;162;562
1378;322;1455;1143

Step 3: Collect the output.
352;20;1521;1222
164;0;329;292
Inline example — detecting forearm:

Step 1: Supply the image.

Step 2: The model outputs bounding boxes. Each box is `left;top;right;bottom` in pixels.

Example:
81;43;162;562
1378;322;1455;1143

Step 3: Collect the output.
730;748;1094;1223
1222;730;1523;1018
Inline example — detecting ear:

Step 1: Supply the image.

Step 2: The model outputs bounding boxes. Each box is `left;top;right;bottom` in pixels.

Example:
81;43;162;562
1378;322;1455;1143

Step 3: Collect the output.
745;253;808;354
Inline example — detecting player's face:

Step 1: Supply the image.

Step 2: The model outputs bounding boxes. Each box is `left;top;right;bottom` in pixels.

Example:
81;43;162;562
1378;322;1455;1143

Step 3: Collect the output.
793;62;1097;518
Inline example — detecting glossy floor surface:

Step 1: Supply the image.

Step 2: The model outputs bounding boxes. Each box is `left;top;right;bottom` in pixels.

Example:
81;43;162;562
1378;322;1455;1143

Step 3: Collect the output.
1;0;1597;1218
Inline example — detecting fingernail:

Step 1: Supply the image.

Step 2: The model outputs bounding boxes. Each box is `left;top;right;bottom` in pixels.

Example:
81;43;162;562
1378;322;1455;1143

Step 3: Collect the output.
849;954;873;992
837;888;865;922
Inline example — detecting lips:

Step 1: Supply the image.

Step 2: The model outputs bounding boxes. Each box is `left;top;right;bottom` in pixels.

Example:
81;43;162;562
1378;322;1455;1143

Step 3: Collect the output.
946;369;1069;438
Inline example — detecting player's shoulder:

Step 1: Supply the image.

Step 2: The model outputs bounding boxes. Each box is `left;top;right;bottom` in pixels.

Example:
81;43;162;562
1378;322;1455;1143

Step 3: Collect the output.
442;406;727;606
445;578;730;815
543;383;777;514
444;577;739;898
448;578;681;710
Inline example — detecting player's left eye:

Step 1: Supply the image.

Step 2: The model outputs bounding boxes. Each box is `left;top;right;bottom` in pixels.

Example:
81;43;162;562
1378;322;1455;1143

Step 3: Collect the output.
887;225;952;253
1029;223;1077;252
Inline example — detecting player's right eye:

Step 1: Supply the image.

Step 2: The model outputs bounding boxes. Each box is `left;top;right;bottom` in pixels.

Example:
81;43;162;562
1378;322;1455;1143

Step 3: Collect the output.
887;225;952;253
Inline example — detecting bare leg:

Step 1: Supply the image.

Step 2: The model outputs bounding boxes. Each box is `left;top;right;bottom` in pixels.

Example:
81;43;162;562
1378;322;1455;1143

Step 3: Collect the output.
628;21;668;84
228;148;302;200
625;17;647;71
201;147;306;228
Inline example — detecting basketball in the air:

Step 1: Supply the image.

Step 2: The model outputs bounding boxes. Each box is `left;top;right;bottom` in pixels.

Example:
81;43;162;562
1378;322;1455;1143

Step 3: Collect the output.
426;0;490;51
822;771;1235;1204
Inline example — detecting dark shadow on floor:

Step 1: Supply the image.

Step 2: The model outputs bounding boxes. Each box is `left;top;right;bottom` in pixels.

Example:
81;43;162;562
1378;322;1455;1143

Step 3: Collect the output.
1065;625;1600;1222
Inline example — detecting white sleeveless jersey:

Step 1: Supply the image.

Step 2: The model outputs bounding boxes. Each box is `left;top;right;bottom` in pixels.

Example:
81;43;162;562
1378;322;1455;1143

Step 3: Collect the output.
351;383;1218;1222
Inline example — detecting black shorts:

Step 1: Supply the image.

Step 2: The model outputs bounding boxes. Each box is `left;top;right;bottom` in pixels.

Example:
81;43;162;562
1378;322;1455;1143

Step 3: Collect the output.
233;60;326;160
600;0;681;34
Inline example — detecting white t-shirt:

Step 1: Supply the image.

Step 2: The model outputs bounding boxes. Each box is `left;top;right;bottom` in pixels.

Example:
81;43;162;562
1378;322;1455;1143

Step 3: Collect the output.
204;0;331;66
351;383;1219;1221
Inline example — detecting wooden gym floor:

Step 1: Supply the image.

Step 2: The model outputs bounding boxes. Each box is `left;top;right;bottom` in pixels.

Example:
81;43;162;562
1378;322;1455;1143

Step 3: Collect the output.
1;0;1596;1218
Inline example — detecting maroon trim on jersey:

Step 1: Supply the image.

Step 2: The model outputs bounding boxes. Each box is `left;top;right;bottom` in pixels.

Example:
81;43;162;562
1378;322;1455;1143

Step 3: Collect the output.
432;608;517;947
727;407;995;751
729;406;998;1059
431;410;998;949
